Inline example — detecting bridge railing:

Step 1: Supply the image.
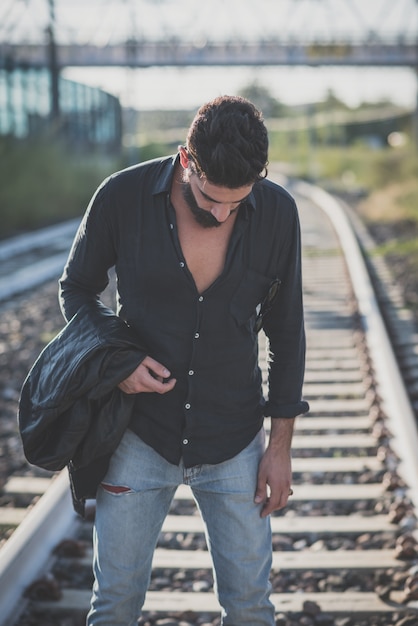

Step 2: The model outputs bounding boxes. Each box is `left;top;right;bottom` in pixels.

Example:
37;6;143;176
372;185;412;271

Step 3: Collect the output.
1;40;417;69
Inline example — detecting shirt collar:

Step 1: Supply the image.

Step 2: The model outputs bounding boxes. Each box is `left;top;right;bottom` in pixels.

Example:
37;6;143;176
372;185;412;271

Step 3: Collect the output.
245;189;257;213
152;154;179;196
152;153;257;215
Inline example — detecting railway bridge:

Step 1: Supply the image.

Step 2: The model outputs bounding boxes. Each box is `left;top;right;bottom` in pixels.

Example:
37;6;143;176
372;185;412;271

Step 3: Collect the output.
1;0;417;70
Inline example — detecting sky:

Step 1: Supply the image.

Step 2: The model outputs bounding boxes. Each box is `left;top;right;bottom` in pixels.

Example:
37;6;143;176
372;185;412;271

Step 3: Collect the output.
62;65;417;112
2;0;418;111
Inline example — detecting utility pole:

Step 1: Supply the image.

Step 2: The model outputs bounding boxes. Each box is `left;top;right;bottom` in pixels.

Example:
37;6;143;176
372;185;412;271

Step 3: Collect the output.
47;0;60;125
415;0;418;150
124;0;140;164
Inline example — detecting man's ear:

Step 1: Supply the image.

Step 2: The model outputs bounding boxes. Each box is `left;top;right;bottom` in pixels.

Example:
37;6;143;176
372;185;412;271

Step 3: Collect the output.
179;145;189;169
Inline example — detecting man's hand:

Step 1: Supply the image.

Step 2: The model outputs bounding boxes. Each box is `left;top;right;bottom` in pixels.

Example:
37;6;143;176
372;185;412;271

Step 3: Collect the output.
254;417;295;518
118;356;176;394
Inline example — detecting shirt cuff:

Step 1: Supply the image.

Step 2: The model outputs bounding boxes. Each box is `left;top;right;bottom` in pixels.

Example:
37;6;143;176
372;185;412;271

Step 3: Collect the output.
263;400;310;419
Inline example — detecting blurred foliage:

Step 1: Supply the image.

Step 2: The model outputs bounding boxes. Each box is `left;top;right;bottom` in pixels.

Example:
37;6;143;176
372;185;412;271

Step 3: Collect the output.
238;81;289;118
354;158;418;316
0;137;118;238
0;137;162;239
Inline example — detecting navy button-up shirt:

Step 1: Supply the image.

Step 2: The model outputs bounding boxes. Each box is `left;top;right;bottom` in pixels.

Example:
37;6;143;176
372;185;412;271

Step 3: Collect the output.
59;155;309;467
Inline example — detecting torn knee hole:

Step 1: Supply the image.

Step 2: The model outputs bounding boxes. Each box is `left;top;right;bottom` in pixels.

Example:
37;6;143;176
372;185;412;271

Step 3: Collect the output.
101;482;134;495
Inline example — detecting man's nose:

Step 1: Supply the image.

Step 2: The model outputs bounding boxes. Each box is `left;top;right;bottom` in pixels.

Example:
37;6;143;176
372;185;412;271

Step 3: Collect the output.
210;204;232;222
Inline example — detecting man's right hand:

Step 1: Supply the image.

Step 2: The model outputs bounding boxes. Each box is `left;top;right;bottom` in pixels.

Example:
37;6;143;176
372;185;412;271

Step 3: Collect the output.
118;356;176;394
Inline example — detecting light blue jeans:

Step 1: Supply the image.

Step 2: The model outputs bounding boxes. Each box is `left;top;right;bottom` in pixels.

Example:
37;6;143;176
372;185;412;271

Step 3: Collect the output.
87;428;274;626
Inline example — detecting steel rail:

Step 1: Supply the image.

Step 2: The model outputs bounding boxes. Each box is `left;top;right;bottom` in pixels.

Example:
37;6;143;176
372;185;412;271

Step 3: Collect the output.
295;180;418;512
0;220;79;302
0;470;77;625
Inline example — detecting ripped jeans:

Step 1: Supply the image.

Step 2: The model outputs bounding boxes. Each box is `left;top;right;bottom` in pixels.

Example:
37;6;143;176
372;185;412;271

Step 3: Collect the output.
87;428;275;626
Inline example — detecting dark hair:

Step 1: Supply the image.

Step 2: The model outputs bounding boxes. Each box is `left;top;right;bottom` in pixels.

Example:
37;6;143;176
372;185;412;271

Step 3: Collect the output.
186;95;268;188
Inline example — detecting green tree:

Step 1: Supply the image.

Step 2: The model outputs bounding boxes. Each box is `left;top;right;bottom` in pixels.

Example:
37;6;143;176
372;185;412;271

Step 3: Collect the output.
238;81;287;118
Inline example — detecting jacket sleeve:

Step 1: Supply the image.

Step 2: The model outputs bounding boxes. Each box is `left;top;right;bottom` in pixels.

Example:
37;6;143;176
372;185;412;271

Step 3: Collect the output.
59;178;117;322
262;203;309;419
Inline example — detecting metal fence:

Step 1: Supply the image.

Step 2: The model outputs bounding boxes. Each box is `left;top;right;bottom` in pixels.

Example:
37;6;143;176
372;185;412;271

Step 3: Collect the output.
0;67;122;150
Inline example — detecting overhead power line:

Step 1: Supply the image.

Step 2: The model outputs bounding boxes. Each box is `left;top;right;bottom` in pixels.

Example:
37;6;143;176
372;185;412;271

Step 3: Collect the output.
0;0;417;45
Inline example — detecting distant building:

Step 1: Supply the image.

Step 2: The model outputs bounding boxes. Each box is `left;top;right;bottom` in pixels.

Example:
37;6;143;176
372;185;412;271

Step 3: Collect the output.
0;67;122;151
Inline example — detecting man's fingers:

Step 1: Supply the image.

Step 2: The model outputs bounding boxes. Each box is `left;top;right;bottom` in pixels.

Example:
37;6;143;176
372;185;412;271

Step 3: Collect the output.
260;492;289;518
254;476;291;517
142;356;171;380
142;357;176;393
254;486;266;506
148;375;177;394
254;469;269;506
118;357;176;394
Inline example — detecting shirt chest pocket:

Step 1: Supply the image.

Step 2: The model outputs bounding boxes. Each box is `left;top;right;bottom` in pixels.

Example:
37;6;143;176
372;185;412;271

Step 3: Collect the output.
230;269;273;328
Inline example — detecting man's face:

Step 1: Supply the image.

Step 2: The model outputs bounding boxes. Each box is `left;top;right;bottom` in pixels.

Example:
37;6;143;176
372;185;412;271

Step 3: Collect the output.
181;168;253;229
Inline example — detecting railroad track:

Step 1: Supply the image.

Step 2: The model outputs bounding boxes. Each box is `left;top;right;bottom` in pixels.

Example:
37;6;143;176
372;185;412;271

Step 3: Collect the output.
0;176;418;625
0;219;79;303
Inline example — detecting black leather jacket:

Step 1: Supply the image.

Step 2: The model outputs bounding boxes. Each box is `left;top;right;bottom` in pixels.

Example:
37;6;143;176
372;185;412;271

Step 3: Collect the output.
18;302;146;515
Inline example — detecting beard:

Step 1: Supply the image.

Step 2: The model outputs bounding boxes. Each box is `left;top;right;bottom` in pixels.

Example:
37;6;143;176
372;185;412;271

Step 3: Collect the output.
181;182;222;228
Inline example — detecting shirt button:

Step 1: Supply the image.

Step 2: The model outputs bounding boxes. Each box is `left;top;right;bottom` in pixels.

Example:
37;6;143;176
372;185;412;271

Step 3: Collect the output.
179;261;185;268
185;403;191;409
188;370;194;376
170;223;174;229
183;438;189;445
194;332;200;339
198;296;204;302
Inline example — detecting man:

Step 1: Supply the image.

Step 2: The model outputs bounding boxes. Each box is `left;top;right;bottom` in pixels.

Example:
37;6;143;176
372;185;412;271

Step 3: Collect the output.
59;95;309;626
